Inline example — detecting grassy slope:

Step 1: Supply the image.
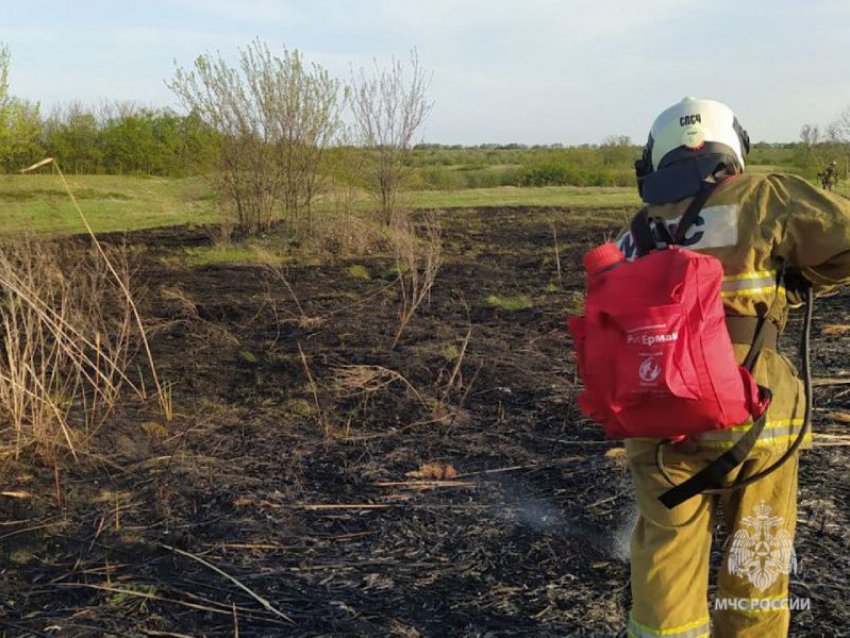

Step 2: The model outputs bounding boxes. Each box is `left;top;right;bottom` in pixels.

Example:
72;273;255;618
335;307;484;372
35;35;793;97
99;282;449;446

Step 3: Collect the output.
0;174;218;235
0;174;640;236
0;168;835;236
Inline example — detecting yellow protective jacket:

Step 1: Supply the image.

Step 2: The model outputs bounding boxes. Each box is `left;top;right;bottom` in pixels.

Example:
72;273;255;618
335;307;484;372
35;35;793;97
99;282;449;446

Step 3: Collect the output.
617;172;850;450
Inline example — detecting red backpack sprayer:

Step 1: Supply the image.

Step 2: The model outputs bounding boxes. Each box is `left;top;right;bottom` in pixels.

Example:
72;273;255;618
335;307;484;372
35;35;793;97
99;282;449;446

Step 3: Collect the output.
569;188;813;509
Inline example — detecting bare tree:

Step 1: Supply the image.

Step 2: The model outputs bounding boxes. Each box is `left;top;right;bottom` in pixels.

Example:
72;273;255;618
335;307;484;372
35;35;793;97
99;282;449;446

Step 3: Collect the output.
349;50;433;225
242;41;344;227
602;134;632;147
169;40;343;236
829;107;850;180
170;49;278;235
829;107;850;144
800;124;821;147
0;44;9;114
0;45;12;166
797;124;823;173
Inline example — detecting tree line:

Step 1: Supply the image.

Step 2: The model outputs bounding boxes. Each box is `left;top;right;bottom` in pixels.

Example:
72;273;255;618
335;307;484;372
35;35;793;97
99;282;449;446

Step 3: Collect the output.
0;47;216;175
5;102;216;176
3;39;850;232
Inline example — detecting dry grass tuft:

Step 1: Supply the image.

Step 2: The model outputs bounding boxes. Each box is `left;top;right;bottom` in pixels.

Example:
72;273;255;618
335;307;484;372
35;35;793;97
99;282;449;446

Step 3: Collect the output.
405;463;457;480
0;237;138;459
0;158;168;461
253;247;326;331
333;364;429;411
302;207;388;258
388;210;442;348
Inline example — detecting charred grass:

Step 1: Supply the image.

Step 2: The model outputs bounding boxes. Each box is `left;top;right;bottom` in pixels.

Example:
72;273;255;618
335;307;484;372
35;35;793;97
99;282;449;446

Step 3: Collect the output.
2;206;850;637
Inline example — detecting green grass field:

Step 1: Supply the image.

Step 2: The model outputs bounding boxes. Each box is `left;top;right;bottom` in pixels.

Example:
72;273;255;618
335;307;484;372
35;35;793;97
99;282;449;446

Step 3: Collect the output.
0;168;838;237
0;174;644;236
0;174;218;235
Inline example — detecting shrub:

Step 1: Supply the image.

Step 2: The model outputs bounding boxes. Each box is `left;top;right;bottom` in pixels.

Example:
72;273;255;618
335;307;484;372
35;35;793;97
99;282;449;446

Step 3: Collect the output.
515;158;580;187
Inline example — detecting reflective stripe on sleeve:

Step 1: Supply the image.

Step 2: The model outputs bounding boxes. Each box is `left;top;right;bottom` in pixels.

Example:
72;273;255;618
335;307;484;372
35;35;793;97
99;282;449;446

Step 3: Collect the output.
720;271;783;298
628;615;711;638
722;270;776;282
721;286;786;299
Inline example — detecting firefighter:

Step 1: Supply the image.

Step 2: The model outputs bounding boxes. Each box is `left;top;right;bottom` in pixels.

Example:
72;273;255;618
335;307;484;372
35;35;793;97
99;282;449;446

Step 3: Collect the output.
821;160;839;191
618;97;850;637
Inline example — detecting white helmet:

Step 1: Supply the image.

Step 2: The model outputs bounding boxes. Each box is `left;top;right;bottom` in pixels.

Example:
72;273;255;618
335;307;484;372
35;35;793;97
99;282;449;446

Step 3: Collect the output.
635;97;750;204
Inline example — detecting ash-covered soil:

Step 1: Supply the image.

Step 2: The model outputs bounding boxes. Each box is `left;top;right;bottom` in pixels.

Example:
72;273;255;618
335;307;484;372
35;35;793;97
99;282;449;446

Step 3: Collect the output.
2;207;850;637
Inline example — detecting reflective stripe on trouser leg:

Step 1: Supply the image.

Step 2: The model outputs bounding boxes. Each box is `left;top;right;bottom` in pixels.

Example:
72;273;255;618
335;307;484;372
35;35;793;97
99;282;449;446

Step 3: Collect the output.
626;439;714;637
628;615;710;638
713;450;800;638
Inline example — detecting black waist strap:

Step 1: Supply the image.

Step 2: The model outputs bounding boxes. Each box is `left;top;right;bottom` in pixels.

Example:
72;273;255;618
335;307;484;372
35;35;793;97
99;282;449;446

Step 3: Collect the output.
658;287;813;510
658;395;771;509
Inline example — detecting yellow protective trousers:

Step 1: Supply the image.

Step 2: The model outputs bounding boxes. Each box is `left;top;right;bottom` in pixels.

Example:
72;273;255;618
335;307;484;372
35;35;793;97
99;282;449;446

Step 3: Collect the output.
625;438;800;638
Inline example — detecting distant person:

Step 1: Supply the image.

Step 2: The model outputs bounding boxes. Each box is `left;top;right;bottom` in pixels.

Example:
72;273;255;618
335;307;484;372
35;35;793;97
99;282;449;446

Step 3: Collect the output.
614;97;850;637
820;160;839;191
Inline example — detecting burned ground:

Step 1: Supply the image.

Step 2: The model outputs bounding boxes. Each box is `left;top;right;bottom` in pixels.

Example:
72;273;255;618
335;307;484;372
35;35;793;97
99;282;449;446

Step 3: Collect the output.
2;207;850;637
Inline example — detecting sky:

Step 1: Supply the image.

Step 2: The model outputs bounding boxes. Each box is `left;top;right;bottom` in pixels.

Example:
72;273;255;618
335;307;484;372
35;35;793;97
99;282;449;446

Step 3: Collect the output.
1;0;848;145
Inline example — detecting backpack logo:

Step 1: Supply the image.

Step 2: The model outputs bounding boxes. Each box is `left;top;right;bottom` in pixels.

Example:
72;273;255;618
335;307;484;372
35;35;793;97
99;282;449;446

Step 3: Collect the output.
728;502;797;591
627;331;679;347
638;357;662;383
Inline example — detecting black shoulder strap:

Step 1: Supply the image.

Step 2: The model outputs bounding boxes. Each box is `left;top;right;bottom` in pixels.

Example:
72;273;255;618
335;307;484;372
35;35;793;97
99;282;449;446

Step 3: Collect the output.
674;184;717;244
629;208;654;258
630;209;678;258
630;184;717;259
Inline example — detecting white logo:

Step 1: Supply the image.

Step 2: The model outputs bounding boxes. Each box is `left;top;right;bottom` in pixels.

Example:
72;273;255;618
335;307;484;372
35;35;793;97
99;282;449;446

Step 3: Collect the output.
638;357;662;383
728;502;797;591
626;331;679;347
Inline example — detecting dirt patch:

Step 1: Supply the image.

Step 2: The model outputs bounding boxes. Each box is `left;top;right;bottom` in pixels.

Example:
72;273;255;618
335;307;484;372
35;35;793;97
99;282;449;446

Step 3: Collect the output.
2;206;849;636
